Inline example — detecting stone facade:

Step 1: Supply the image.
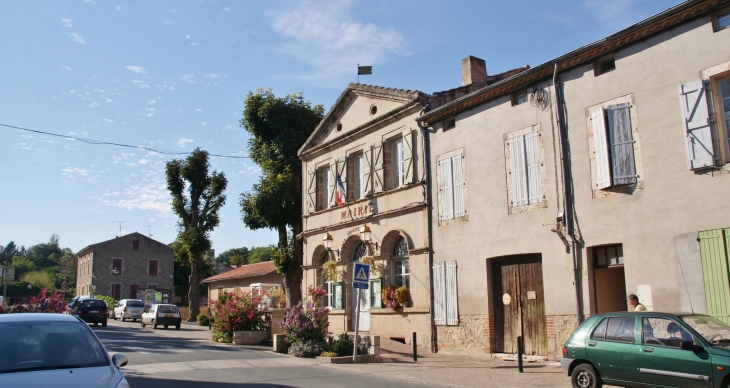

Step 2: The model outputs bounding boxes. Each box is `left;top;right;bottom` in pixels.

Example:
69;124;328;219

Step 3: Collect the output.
437;315;491;351
75;232;174;300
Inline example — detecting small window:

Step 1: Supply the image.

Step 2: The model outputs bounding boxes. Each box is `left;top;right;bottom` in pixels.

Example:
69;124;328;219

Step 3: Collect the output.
350;152;365;201
149;260;158;276
512;89;529;106
370;105;377;116
715;10;730;31
443;118;456;131
336;122;343;132
317;165;330;211
594;55;616;76
392;237;410;289
605;316;635;342
591;318;608;340
594;244;624;268
328;282;343;309
438;153;466;221
352;242;367;262
370;279;382;308
386;137;405;190
112;258;123;275
132;240;139;250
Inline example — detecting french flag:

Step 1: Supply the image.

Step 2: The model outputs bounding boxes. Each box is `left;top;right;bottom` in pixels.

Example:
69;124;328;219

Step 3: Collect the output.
335;173;347;207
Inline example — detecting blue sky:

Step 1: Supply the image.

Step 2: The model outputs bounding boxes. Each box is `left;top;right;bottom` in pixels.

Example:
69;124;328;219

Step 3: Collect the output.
0;0;680;255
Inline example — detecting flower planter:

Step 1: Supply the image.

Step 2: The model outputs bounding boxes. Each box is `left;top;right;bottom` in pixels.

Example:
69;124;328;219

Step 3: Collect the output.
232;330;269;345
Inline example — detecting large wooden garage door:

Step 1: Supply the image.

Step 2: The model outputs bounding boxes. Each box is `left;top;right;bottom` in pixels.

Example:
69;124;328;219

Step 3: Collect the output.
491;254;547;355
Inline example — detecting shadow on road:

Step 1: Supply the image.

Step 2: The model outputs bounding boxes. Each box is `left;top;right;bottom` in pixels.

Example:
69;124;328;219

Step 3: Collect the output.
127;377;296;388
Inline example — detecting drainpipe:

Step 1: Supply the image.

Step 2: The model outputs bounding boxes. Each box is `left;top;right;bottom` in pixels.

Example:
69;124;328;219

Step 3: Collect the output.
552;64;582;324
418;118;438;353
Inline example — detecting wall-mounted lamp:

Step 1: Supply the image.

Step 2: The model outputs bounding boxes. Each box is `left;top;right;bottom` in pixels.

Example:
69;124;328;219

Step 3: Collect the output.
359;225;379;254
323;233;339;259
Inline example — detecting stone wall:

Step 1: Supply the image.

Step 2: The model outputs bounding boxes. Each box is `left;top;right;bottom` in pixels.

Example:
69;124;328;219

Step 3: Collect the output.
547;314;580;361
436;314;492;351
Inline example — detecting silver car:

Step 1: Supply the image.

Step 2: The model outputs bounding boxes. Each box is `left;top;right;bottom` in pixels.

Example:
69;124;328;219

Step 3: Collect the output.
0;313;130;388
112;299;145;322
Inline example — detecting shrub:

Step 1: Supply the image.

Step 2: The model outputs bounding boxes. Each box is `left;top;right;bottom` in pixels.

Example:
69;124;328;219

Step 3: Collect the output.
95;295;116;309
288;339;327;358
320;351;338;358
322;261;338;282
209;291;270;343
382;284;398;310
0;289;67;314
197;313;210;326
281;299;329;344
394;286;410;304
330;334;354;356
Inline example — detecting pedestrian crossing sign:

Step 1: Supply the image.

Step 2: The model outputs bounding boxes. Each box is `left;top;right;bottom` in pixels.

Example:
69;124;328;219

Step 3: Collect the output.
352;263;370;289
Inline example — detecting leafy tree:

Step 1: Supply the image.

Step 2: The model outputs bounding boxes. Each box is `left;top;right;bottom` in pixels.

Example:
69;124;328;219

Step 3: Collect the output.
11;257;36;278
166;148;227;321
216;247;250;265
247;246;275;264
20;271;55;289
0;241;20;265
27;234;64;269
239;89;324;306
228;255;244;266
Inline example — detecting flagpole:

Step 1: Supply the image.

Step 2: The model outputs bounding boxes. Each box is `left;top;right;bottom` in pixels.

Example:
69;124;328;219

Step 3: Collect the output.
357;63;359;84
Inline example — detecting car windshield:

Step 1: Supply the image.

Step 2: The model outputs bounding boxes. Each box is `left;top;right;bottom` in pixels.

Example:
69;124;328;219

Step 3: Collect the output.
158;305;178;313
0;320;109;374
81;300;106;308
126;301;144;307
680;315;730;345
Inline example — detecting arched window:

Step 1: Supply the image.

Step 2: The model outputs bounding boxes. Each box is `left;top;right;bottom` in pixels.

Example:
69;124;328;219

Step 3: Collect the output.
391;237;410;288
352;242;367;262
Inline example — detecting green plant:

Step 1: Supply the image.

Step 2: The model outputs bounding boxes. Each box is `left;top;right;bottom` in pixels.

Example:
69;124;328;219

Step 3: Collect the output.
281;299;329;344
96;294;116;308
320;351;338;357
287;339;327;358
359;256;379;277
197;313;210;326
322;261;338;282
268;288;284;300
210;291;270;343
394;286;410;304
382;284;398;310
330;334;354;357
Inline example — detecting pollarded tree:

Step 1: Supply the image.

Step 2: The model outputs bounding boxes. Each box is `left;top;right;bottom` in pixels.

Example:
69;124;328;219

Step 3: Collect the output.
166;148;227;321
239;88;324;306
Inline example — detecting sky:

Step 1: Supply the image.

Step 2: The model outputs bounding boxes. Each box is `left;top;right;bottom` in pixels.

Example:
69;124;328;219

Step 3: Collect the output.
0;0;681;256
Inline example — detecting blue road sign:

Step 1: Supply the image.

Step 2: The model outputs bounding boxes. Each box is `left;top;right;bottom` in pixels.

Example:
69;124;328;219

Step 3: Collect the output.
352;263;370;289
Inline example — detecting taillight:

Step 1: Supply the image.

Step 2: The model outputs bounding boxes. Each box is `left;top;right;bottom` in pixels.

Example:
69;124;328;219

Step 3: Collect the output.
562;347;568;358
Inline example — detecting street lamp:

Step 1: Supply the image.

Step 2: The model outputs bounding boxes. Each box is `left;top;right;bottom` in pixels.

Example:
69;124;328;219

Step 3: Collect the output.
359;225;378;254
112;268;119;301
323;233;339;259
26;284;32;300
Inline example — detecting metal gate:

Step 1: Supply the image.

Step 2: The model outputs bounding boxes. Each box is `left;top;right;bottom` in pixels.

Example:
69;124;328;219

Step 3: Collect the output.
491;254;547;355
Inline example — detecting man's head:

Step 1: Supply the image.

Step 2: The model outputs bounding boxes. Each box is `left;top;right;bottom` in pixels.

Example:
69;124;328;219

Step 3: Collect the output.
628;294;639;307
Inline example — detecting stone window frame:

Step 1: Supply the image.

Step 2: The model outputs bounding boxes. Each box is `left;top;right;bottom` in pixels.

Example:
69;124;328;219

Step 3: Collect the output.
504;124;548;214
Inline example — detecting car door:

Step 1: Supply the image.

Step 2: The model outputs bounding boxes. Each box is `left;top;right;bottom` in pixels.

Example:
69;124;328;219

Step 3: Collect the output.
639;316;712;388
585;316;642;384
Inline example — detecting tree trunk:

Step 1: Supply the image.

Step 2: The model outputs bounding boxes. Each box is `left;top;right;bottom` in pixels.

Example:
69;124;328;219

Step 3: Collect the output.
284;269;302;308
288;221;304;307
188;257;201;322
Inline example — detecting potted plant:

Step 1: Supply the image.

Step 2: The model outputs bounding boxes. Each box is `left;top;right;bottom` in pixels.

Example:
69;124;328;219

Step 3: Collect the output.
382;285;411;310
322;261;339;282
269;288;284;308
306;284;327;307
209;291;270;344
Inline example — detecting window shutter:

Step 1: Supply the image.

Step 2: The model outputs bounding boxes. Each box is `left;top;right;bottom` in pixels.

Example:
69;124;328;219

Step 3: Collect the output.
307;169;316;214
508;136;527;206
328;163;337;208
402;130;415;184
112;258;123;275
372;142;384;194
524;132;542;204
445;260;459;326
451;155;465;217
433;262;446;325
149;260;158;276
679;79;715;169
438;158;453;220
606;103;637;185
337;156;347;200
363;146;373;196
591;110;612;189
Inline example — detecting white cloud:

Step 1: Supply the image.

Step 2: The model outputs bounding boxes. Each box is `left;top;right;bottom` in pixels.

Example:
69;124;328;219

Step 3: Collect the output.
138;159;150;165
103;118;114;123
181;73;195;83
87;102;100;108
224;7;230;11
61;65;71;71
201;122;207;126
222;125;233;130
195;108;202;112
61;18;73;27
116;6;121;11
163;19;174;25
185;34;191;39
177;138;193;147
105;98;113;103
125;66;146;74
132;80;150;89
203;73;225;78
146;113;153;117
69;33;86;44
102;182;171;212
148;99;157;105
268;1;408;81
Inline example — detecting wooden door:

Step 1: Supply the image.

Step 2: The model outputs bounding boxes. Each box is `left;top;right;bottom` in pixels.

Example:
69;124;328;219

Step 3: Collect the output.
492;254;547;355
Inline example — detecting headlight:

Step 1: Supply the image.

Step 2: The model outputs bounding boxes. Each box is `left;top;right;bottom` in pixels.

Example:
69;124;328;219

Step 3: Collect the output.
114;377;130;388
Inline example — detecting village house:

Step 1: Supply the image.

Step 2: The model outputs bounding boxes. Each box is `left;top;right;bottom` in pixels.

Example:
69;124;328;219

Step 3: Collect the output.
202;260;283;303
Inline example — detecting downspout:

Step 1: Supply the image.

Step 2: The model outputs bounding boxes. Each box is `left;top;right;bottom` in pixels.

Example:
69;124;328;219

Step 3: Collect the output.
418;117;438;353
552;64;582;324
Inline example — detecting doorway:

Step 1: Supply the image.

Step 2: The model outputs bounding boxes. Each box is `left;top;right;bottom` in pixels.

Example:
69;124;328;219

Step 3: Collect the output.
491;254;547;355
592;244;627;313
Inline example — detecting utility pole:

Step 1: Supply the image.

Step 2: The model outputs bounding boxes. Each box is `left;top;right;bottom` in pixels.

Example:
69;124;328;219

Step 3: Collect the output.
143;225;154;238
112;221;129;237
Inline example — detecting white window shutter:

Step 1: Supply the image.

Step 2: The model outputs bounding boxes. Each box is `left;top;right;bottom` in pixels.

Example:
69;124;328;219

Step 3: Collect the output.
307;169;316;214
591;110;612;189
433;262;446;325
438;158;453;220
508;136;527;206
451;155;465;217
328;164;337;208
337;156;347;200
373;142;384;194
402;130;415;184
524;132;542;204
445;260;459;326
679;79;715;169
363;146;373;196
606;103;637;185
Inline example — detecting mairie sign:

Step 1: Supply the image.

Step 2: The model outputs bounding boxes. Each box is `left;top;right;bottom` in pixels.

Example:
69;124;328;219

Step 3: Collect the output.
352;263;370;289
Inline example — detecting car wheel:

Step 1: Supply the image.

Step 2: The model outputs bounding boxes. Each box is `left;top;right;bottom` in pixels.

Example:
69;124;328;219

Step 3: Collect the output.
164;325;168;329
102;320;107;327
175;325;180;330
112;312;117;320
571;364;602;388
153;321;158;329
133;318;137;322
93;322;98;326
121;315;126;322
141;320;146;328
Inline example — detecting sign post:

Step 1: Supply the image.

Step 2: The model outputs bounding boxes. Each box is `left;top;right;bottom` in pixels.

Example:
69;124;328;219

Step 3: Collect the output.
352;262;370;362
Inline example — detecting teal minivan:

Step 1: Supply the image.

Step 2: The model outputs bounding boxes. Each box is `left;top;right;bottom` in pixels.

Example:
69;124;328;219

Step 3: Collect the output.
562;312;730;388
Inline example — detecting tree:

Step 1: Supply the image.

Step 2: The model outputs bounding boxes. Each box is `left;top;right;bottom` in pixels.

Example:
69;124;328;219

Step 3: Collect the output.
11;257;36;278
247;246;275;264
0;241;19;265
239;89;324;306
216;247;250;266
166;148;227;321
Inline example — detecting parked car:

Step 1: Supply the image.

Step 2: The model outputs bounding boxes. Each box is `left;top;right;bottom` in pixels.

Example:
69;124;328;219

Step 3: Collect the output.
0;313;130;388
562;311;730;388
141;304;181;330
68;297;108;327
112;299;145;322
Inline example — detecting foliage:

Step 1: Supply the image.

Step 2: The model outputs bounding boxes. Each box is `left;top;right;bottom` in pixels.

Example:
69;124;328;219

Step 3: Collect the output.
382;285;399;310
280;299;329;345
0;289;67;314
287;339;327;358
306;284;326;299
268;288;284;300
247;246;275;264
197;313;210;326
329;334;354;357
359;256;379;277
228;255;244;266
172;238;213;306
209;291;269;343
0;241;21;265
320;351;338;358
95;294;116;308
216;247;250;265
11;256;37;278
322;261;339;282
394;286;411;304
4;281;41;297
166;148;227;320
20;270;55;289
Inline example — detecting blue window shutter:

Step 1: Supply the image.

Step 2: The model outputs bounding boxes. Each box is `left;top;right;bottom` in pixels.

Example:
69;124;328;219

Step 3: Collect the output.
679;80;715;170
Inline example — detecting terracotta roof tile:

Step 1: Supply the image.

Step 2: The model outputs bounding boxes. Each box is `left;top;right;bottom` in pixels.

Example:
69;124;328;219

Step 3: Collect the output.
201;261;277;283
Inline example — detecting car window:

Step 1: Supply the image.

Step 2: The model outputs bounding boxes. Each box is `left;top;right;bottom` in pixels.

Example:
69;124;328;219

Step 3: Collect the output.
643;317;693;348
126;300;144;307
81;300;106;308
158;305;178;314
605;317;635;342
591;318;608;340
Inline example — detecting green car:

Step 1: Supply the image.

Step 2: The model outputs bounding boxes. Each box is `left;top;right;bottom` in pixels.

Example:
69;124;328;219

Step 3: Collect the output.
562;312;730;388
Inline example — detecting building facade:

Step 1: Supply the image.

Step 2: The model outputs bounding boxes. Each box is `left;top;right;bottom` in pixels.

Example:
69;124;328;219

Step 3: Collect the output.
75;232;174;300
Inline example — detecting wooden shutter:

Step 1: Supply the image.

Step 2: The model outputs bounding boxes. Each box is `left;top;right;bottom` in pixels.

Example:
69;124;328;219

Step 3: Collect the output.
445;260;459;326
591;110;612;189
524;132;542;204
337;156;347;201
328;163;337;208
129;284;139;299
433;262;446;325
149;260;158;276
508;136;527;206
451;155;465;217
363;146;373;196
403;130;415;184
307;169;316;214
606;103;637;185
373;142;384;194
679;79;715;169
438;158;453;220
112;258;123;275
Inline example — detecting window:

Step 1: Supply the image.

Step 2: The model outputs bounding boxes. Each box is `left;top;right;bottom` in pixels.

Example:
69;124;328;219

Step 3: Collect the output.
433;261;458;325
328;282;343;309
438;153;465;220
129;284;139;299
350;152;365;201
132;240;139;250
594;55;616;76
317;165;330;210
606;317;636;342
508;132;543;206
714;10;730;31
352;242;367;262
642;318;693;348
443;118;456;131
719;77;730;144
594;244;624;268
149;260;158;276
591;104;637;187
384;131;414;191
388;137;405;190
370;279;382;308
391;237;410;289
591;318;608;340
512;89;529;106
112;258;122;275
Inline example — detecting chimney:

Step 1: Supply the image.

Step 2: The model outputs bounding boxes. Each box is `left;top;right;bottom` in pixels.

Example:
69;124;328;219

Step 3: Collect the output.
461;56;487;86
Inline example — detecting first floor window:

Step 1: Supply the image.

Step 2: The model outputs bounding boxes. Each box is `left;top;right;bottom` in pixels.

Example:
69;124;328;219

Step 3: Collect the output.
508;132;543;206
148;260;158;276
327;282;343;309
591;104;636;187
438;154;465;220
391;237;410;288
388;137;405;189
370;279;382;308
318;166;330;210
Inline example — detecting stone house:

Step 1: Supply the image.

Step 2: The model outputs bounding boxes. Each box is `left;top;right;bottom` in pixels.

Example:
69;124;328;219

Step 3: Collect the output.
75;232;174;300
416;0;730;360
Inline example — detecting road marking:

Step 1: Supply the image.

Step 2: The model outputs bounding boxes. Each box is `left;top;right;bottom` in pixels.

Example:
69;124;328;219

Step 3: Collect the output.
122;357;313;376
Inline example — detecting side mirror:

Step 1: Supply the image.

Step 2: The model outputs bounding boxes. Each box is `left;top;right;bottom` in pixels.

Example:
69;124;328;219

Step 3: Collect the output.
112;353;128;368
680;341;694;351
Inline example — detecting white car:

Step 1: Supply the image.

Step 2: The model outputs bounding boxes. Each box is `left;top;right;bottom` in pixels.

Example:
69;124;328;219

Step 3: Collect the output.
140;304;182;330
112;299;145;322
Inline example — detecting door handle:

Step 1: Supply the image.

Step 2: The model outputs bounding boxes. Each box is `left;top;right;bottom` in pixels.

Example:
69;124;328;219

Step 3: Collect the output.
643;347;654;353
588;341;597;347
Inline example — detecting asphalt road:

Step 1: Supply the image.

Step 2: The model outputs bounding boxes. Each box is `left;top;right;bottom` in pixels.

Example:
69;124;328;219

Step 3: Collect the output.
92;319;432;388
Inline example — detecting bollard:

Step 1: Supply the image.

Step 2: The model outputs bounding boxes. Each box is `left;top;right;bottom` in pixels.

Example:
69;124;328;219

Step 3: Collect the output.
413;332;418;362
517;336;523;373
